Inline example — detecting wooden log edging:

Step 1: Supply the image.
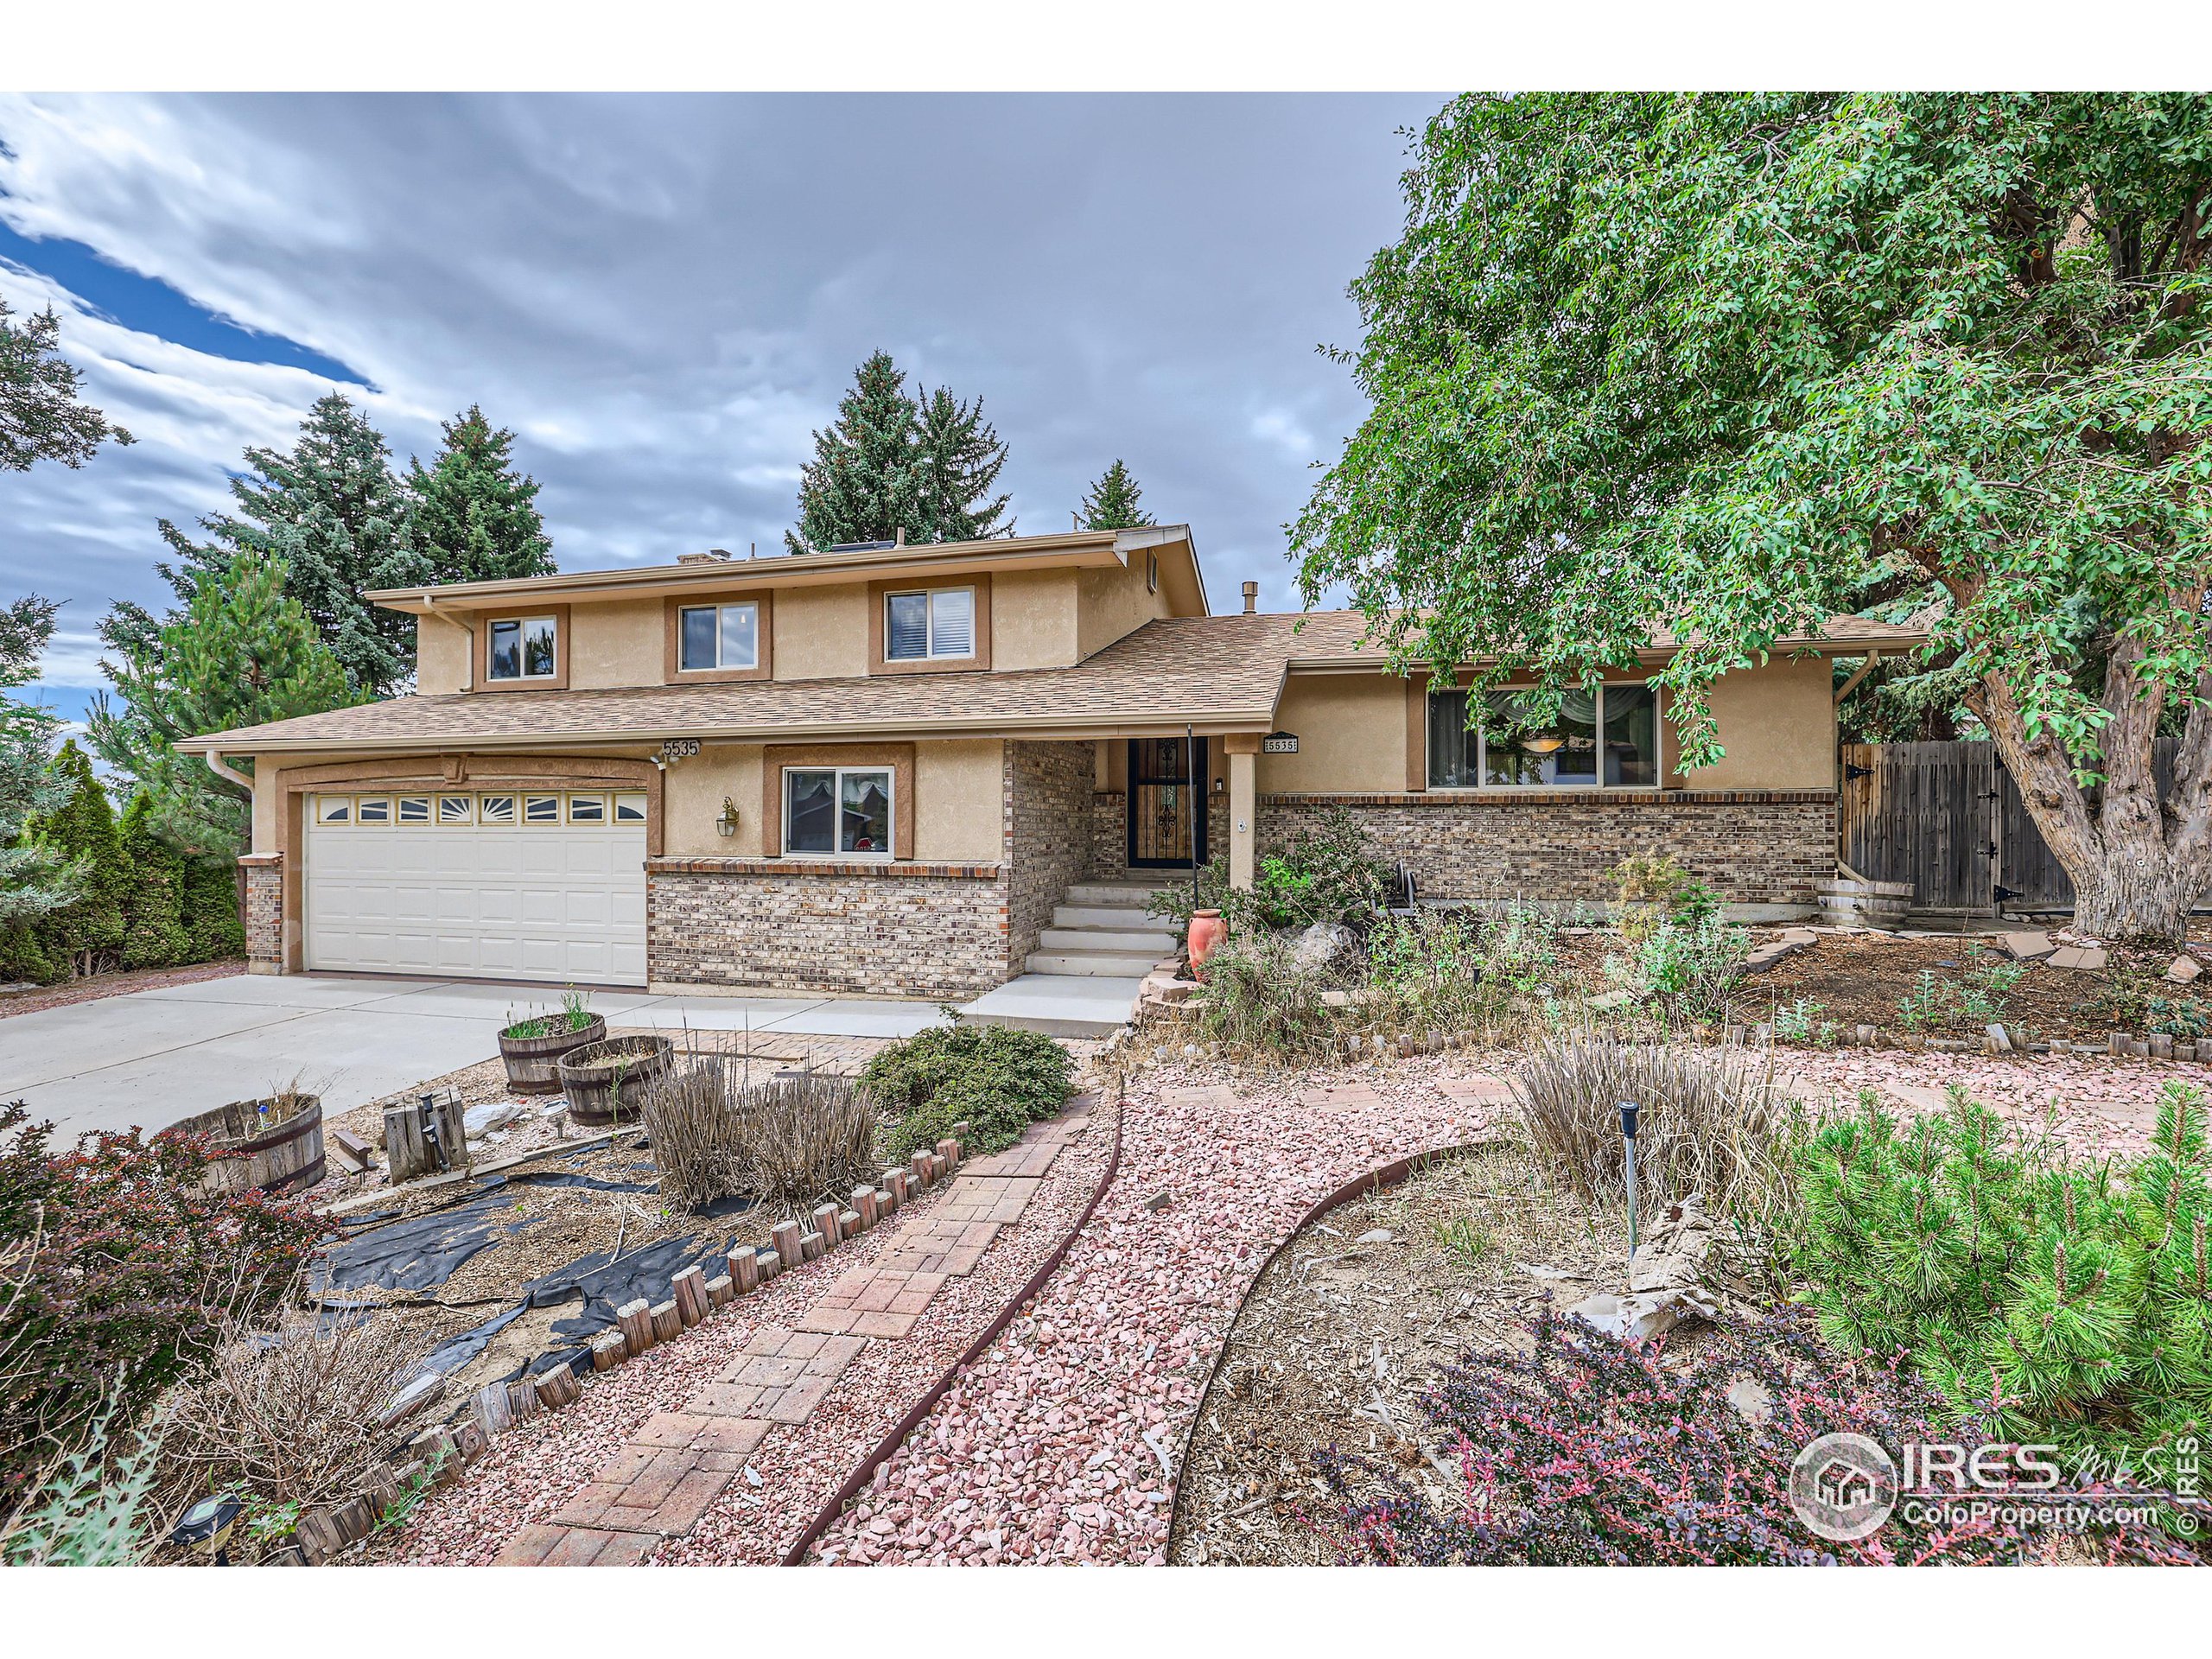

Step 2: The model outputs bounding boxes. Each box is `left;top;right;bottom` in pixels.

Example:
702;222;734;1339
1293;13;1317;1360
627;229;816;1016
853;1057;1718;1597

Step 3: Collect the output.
780;1097;1127;1567
1161;1135;1504;1560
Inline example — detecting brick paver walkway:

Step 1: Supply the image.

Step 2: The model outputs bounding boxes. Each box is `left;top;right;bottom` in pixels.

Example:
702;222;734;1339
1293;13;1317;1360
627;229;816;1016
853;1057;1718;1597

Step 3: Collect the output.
490;1103;1096;1566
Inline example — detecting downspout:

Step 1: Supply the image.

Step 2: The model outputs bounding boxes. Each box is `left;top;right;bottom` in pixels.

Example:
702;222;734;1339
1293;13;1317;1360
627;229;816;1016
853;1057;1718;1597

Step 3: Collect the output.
206;749;253;793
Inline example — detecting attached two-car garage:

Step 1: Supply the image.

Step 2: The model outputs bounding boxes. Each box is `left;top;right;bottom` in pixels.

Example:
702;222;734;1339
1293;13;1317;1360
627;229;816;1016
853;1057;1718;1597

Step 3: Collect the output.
303;787;649;986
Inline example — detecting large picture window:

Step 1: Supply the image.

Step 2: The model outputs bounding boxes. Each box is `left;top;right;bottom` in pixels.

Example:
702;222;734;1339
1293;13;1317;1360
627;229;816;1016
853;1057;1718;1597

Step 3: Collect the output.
1428;683;1662;788
487;614;558;680
678;601;759;671
883;588;975;661
784;766;893;856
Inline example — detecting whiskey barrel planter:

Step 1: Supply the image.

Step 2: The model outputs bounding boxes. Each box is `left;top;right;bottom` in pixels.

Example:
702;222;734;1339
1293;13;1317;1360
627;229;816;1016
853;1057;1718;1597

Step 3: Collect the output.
557;1035;673;1128
1817;878;1915;929
499;1014;607;1095
168;1095;326;1196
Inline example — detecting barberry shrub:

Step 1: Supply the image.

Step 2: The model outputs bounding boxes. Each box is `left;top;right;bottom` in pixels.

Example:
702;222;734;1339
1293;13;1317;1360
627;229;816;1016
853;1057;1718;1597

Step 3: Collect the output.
1796;1084;2212;1448
0;1102;330;1516
1313;1307;2197;1565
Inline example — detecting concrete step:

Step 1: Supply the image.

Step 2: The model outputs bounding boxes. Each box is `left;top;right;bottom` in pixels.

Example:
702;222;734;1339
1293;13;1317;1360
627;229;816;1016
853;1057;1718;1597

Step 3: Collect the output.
1062;881;1168;908
1024;950;1165;977
1054;903;1173;930
958;973;1142;1038
1038;925;1179;953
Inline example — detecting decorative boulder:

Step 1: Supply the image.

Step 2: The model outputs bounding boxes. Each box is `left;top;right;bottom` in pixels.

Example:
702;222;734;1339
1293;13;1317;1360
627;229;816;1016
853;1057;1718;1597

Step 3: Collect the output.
1289;922;1354;976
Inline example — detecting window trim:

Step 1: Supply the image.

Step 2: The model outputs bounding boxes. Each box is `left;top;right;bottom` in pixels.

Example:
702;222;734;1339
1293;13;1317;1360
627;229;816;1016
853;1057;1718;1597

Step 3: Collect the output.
1421;677;1668;792
866;575;992;675
477;604;570;690
779;765;896;860
760;741;916;859
663;592;772;683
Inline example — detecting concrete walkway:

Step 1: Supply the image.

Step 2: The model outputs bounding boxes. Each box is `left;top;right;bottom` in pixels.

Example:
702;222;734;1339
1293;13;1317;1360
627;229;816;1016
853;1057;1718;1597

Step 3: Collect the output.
0;975;953;1141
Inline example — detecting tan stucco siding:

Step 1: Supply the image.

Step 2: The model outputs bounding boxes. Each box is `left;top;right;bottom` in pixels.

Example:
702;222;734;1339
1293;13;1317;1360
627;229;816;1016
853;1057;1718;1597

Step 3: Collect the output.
664;743;764;857
1076;558;1173;662
1256;673;1411;795
415;613;472;696
991;570;1079;670
1675;654;1834;791
569;597;664;690
772;583;869;680
913;739;1005;861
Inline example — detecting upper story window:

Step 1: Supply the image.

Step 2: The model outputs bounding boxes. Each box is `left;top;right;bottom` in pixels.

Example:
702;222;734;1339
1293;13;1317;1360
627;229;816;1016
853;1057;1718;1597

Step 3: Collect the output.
1429;683;1661;789
678;601;759;672
884;587;974;661
488;614;558;681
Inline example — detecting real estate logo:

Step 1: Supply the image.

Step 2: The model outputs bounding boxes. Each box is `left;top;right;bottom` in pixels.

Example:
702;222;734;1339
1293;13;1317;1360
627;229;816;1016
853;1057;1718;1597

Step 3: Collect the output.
1789;1432;1898;1542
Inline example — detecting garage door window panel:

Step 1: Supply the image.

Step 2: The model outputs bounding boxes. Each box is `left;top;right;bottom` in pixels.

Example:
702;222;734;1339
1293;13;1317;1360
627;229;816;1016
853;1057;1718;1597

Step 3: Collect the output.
356;796;391;823
397;796;431;823
524;795;561;823
438;794;474;824
569;794;606;823
317;797;351;823
479;794;516;823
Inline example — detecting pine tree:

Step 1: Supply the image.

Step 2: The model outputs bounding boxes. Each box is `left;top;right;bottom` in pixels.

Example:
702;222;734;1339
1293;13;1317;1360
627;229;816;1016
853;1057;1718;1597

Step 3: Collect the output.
1;290;132;471
90;548;355;856
1077;460;1154;531
117;792;189;970
405;404;556;585
0;594;82;934
128;392;427;696
25;742;130;979
915;385;1013;542
785;352;928;554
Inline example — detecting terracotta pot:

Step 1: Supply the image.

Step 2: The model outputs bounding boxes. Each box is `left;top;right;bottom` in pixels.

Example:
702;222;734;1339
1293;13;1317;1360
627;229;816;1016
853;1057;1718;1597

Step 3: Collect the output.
1187;909;1228;979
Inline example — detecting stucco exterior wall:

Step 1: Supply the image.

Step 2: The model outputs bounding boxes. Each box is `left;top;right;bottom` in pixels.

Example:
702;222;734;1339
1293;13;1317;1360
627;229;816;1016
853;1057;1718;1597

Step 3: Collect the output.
415;613;472;696
991;569;1080;670
568;597;664;690
662;743;764;858
772;583;870;680
1076;557;1173;661
1257;673;1410;796
914;739;1005;862
1676;654;1835;791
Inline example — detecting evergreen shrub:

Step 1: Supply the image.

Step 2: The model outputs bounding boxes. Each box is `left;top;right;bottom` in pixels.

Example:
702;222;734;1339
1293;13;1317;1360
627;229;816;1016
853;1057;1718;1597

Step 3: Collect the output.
861;1021;1073;1160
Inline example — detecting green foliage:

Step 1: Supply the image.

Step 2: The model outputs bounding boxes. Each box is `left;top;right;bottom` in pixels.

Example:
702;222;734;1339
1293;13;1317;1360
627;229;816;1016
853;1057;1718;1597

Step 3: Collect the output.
1294;92;2212;936
122;392;425;698
405;404;556;586
1605;912;1747;1023
1433;1214;1494;1266
1365;911;1486;1032
3;741;129;982
1894;948;2026;1032
1077;459;1154;530
2147;995;2210;1039
92;545;354;856
0;594;81;933
117;794;189;970
1794;1085;2212;1447
503;988;594;1039
1192;931;1340;1065
861;1020;1074;1159
181;859;245;963
1770;997;1839;1046
1609;852;1719;940
0;290;132;472
1153;808;1390;936
788;353;1014;551
0;1408;164;1566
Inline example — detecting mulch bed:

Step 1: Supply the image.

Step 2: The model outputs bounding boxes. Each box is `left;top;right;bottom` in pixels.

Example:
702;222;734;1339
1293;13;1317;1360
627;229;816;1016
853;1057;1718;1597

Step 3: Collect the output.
0;957;245;1020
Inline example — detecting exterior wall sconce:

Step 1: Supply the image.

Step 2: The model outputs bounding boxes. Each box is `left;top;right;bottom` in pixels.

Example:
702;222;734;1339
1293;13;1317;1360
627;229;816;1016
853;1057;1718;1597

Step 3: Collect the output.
716;797;741;837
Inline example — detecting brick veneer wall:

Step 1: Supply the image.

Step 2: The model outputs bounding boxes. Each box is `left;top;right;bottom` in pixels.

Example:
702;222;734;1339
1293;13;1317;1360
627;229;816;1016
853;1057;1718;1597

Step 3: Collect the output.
1257;791;1836;906
241;856;283;969
647;863;1009;998
1088;789;1229;882
1005;741;1092;968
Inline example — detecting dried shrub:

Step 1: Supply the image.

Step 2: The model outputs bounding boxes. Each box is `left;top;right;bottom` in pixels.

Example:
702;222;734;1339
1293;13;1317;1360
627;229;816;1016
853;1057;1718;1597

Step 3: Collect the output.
159;1306;421;1539
861;1021;1074;1158
1512;1033;1807;1260
1191;932;1340;1066
0;1102;330;1517
643;1057;877;1216
1314;1307;2199;1565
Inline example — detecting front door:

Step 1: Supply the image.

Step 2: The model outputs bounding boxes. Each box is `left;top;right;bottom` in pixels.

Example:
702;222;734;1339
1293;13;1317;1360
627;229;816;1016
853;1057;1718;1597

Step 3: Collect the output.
1127;738;1208;869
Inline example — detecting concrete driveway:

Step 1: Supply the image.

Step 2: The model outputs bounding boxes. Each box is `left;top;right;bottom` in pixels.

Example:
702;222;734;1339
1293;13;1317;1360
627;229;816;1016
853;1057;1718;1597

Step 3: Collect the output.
0;974;950;1142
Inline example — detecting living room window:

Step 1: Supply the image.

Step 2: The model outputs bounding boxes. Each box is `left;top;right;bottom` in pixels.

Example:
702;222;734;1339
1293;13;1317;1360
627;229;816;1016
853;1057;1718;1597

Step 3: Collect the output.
677;601;759;671
783;766;893;856
883;587;974;661
487;614;558;680
1428;683;1662;788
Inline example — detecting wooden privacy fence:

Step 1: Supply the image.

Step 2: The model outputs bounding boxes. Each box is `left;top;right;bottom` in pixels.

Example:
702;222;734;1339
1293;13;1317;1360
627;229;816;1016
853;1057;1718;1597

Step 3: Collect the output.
1838;739;2183;914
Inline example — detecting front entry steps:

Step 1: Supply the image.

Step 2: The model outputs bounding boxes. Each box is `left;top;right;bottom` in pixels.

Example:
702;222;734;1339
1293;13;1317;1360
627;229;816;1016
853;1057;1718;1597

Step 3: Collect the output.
958;881;1178;1038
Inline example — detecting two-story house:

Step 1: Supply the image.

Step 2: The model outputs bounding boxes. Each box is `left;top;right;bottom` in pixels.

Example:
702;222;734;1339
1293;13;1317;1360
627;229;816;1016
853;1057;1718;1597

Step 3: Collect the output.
178;525;1921;1006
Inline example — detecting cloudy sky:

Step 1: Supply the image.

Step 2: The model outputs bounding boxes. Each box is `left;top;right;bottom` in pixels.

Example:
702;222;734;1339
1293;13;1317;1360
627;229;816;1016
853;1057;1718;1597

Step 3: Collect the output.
0;92;1438;728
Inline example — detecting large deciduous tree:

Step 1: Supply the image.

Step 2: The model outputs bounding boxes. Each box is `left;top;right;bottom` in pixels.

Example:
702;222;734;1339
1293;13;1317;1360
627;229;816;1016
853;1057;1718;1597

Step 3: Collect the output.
0;292;131;472
1295;92;2212;940
405;404;556;585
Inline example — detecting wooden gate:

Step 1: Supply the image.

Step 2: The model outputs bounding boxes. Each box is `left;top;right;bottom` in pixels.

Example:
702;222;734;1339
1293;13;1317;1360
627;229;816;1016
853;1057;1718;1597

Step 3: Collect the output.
1838;739;2179;913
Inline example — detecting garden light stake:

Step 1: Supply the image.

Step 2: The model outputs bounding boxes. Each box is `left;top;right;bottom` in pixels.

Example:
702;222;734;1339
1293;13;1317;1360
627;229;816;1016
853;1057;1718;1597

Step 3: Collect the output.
1619;1099;1640;1255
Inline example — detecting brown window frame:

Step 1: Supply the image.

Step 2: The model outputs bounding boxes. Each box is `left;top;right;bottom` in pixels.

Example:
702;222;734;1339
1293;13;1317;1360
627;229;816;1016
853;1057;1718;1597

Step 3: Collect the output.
760;742;915;858
663;592;773;683
477;604;570;691
867;575;992;675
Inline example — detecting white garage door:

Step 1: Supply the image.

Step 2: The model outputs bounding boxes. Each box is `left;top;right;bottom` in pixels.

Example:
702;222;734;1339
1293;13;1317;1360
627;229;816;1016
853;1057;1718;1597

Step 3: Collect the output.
305;787;648;986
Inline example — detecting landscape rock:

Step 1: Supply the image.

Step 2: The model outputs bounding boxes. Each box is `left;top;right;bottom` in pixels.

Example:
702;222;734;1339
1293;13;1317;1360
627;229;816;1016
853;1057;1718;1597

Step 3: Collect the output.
1586;988;1635;1009
2168;955;2202;985
1289;922;1354;976
1997;931;2056;963
2048;946;2110;972
1569;1193;1720;1340
463;1102;522;1137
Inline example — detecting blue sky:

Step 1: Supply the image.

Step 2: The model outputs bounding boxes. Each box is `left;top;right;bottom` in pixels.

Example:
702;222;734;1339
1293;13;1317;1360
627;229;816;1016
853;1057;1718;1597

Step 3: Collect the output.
0;92;1437;732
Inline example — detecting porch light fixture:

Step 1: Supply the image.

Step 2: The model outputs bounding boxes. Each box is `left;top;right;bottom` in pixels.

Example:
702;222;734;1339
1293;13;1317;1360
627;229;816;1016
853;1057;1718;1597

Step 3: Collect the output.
716;797;741;837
